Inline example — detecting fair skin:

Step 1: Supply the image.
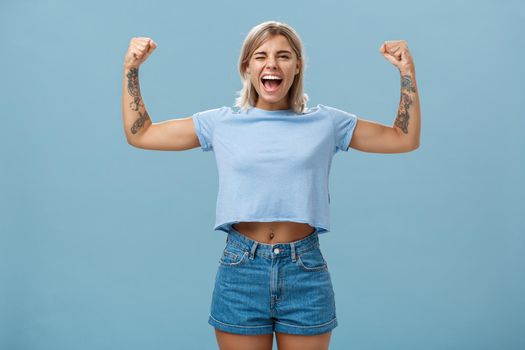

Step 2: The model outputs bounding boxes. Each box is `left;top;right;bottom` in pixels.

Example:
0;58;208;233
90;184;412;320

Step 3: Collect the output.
122;34;420;350
245;34;300;111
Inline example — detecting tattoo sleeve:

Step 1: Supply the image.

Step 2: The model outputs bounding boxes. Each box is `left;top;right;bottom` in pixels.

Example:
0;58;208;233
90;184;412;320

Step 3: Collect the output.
394;74;417;134
126;67;150;134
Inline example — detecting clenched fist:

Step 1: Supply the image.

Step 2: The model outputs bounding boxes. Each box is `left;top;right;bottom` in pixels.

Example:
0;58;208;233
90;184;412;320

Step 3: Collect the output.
380;40;415;74
124;37;157;70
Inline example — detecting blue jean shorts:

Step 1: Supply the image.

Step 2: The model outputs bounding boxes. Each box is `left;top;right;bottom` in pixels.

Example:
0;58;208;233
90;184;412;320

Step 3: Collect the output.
208;226;337;335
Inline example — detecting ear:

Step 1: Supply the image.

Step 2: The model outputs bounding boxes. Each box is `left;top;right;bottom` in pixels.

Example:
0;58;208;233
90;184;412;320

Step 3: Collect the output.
295;59;301;75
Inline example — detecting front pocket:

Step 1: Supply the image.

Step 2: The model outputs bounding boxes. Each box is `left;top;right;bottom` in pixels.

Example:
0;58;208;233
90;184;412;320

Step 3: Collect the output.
296;248;328;272
219;245;249;267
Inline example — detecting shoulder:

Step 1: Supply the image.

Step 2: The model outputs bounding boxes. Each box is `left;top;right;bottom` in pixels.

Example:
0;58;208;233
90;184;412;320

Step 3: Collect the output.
301;104;346;115
302;103;323;115
311;104;347;114
301;104;353;118
314;104;358;120
192;106;233;119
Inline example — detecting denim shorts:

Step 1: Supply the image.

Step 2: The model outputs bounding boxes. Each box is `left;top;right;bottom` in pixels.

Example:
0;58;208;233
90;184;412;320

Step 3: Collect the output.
208;226;337;335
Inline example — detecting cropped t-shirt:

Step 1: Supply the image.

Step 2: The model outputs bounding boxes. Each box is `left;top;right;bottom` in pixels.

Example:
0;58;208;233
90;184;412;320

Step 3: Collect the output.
191;104;358;234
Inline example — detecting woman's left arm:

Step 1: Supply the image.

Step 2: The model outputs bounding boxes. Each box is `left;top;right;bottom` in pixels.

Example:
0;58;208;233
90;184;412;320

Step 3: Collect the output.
349;40;420;153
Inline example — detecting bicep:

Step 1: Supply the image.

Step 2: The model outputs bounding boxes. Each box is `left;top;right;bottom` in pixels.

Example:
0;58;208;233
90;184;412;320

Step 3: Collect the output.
349;117;410;153
132;116;201;151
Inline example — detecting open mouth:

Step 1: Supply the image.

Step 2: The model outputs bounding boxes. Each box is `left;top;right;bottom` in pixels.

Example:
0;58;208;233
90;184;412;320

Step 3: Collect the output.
261;77;283;92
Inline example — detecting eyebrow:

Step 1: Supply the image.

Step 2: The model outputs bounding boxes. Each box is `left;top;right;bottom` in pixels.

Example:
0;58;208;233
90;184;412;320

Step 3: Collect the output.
253;50;292;55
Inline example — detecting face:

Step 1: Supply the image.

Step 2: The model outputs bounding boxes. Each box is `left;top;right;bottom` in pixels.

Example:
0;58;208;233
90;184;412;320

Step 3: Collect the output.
245;34;301;110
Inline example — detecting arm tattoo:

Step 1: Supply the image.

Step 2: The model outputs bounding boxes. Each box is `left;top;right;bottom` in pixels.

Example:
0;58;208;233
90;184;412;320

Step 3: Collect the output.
126;68;140;97
129;96;144;112
401;74;416;92
126;67;150;134
126;68;144;111
131;110;150;134
394;74;416;134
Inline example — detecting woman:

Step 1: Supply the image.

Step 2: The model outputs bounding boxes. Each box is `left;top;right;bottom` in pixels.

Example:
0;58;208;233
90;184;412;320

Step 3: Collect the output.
122;20;420;350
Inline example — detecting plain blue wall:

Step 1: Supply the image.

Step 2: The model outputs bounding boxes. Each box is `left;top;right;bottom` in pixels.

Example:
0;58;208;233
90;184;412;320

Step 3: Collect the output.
1;0;524;349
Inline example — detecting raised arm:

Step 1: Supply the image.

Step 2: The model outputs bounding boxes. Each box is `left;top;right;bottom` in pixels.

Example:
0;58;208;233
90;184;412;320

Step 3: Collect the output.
122;37;200;151
349;40;421;154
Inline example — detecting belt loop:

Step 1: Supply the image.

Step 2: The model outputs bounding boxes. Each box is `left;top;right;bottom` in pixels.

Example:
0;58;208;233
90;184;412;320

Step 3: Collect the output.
290;242;297;262
250;241;258;260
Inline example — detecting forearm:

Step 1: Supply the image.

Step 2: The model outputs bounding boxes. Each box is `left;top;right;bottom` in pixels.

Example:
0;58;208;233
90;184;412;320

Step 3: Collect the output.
122;66;152;144
393;68;420;149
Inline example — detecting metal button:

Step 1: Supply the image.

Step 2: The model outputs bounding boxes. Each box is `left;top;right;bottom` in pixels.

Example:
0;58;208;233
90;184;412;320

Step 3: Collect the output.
273;248;280;254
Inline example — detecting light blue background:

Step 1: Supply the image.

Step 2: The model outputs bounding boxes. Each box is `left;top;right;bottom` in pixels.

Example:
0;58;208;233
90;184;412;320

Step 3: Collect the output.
1;0;524;349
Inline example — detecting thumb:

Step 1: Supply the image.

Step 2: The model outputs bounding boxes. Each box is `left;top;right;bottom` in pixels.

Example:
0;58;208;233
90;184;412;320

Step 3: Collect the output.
142;40;157;59
149;39;157;50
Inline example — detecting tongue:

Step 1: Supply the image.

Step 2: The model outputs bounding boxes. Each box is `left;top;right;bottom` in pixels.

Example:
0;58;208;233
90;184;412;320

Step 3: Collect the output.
263;79;281;91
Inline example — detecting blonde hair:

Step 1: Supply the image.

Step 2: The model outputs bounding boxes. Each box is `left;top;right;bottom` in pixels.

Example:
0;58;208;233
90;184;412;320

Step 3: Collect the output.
234;20;309;114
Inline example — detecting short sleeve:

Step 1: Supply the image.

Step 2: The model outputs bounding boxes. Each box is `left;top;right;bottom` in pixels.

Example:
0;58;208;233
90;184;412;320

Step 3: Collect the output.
191;107;225;152
326;105;358;152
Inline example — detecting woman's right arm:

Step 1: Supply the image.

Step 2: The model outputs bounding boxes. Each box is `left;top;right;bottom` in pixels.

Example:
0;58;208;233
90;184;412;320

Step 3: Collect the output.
122;37;200;151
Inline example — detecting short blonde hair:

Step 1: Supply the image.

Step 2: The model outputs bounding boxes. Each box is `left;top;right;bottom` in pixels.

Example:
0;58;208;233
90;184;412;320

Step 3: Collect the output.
234;21;309;114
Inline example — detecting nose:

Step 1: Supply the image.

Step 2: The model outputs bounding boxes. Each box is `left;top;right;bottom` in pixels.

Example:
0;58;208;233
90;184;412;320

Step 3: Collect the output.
265;57;278;70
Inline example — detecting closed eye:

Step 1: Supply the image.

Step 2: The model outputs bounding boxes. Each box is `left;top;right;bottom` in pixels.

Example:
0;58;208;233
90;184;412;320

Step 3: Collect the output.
255;55;290;60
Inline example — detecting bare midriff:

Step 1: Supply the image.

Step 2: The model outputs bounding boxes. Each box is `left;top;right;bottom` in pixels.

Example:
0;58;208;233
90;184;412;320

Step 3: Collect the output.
231;221;316;244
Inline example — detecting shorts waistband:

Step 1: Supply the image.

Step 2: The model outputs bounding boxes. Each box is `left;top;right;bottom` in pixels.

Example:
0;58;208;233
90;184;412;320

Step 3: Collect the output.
226;226;320;259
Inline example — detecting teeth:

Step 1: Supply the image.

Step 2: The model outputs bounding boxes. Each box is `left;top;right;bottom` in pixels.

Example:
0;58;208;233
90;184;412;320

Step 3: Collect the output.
262;75;282;80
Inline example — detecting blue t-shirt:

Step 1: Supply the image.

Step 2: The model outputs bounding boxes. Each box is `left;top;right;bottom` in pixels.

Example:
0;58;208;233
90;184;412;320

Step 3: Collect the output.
191;104;358;234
